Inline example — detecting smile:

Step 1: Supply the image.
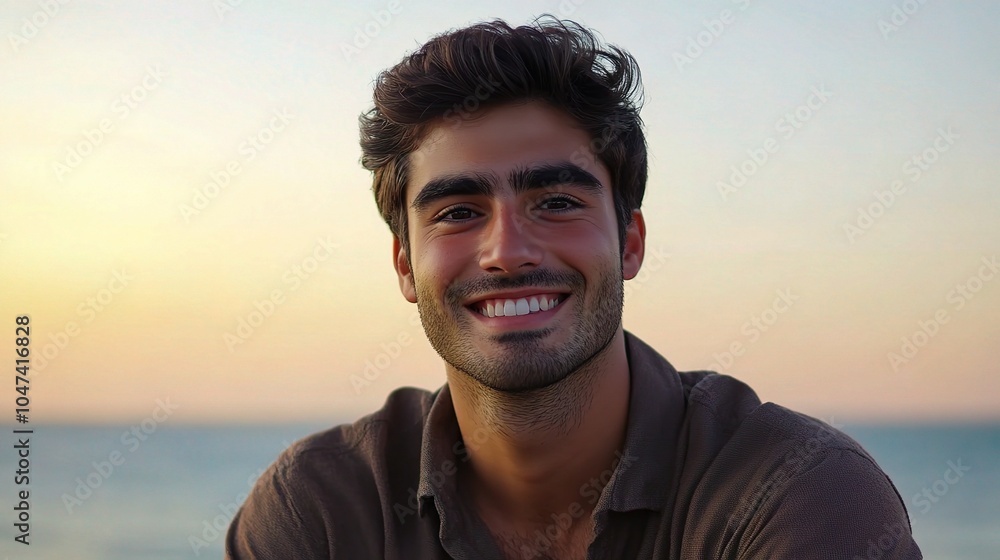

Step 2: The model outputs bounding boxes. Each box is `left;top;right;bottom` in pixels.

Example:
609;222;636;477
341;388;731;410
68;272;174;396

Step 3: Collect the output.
473;293;566;318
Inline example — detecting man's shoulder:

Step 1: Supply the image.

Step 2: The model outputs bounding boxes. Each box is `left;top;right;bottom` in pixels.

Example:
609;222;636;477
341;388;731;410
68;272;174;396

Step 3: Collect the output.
226;387;437;558
274;386;436;479
232;386;435;531
672;371;918;557
626;333;873;475
676;369;869;460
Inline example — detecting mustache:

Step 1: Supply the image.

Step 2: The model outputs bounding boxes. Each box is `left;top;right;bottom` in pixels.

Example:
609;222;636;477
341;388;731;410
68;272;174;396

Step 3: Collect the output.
446;269;584;305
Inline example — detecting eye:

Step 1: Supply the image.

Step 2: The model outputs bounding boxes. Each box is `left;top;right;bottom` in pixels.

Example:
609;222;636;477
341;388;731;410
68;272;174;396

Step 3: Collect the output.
434;205;478;223
537;195;583;213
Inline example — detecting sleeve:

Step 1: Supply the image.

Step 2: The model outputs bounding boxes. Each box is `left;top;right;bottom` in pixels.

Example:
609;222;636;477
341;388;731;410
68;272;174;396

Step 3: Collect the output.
225;460;330;560
737;447;922;559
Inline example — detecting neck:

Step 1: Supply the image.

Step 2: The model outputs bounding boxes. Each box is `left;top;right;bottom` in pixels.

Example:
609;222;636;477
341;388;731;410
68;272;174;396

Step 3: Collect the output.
447;328;632;526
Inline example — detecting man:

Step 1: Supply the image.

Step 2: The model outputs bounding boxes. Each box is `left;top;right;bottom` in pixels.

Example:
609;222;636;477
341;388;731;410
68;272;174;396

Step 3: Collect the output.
226;17;922;559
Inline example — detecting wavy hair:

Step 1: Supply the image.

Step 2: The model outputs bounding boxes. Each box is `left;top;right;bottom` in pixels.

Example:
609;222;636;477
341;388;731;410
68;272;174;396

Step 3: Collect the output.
359;16;647;253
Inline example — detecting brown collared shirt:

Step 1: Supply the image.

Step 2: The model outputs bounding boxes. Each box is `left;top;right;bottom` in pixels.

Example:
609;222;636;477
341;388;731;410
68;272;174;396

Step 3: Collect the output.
226;332;922;559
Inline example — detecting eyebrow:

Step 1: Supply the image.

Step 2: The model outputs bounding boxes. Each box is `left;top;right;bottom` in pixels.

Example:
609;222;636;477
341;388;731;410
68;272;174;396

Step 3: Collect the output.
410;162;604;214
509;163;604;196
411;173;496;214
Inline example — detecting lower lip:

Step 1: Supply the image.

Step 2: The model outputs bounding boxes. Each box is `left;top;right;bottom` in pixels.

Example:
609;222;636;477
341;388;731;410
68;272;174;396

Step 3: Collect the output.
468;296;569;328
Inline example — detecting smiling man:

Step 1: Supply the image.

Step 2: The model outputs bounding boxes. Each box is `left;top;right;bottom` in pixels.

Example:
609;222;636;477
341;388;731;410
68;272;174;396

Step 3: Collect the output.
226;17;922;560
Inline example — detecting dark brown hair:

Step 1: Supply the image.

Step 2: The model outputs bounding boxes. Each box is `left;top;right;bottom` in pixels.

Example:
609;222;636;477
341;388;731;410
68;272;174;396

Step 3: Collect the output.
359;16;647;253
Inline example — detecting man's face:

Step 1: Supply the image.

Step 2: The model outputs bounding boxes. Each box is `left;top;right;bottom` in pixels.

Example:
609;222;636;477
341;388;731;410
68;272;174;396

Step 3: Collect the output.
394;101;645;392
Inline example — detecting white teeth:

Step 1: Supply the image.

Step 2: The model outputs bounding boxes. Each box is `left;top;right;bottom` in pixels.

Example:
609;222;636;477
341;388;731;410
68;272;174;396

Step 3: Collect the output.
478;295;564;317
503;300;516;316
515;298;529;315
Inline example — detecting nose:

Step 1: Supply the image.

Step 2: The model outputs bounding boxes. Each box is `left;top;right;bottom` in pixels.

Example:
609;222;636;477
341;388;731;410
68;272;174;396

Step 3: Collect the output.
478;205;543;273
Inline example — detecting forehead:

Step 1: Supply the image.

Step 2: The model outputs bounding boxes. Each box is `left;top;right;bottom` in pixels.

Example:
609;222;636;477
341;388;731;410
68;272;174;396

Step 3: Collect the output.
406;101;608;203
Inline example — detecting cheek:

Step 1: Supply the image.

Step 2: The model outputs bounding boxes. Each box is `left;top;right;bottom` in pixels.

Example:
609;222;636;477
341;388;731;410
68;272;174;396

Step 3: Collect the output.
554;228;622;282
551;220;616;256
416;241;468;286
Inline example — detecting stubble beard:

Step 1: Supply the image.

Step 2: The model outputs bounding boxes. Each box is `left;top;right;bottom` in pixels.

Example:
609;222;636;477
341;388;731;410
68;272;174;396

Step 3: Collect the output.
415;262;624;394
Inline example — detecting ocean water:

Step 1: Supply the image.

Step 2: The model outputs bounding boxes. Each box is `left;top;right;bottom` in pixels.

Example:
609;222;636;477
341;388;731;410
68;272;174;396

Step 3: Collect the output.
0;422;996;558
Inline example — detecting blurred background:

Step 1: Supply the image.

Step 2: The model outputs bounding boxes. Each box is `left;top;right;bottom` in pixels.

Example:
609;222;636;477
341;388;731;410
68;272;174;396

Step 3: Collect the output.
1;0;997;557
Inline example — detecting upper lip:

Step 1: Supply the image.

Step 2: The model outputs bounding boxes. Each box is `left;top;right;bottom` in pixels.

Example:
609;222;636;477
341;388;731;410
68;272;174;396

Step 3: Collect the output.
465;289;570;306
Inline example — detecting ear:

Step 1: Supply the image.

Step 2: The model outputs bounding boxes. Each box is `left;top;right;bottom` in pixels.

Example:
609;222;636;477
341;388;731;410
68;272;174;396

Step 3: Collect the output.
393;236;418;303
622;209;645;281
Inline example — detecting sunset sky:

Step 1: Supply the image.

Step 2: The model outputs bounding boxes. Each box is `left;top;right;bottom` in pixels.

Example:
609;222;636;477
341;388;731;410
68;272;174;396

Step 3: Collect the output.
1;1;998;424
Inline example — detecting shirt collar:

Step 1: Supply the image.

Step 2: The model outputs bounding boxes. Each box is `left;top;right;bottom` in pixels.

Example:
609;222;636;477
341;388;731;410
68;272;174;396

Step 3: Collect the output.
601;330;686;512
416;330;686;516
416;382;463;518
